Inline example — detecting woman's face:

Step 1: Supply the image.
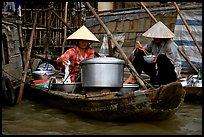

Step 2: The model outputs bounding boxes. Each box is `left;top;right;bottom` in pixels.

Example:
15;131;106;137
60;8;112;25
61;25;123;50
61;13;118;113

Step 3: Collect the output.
79;40;89;48
153;38;162;44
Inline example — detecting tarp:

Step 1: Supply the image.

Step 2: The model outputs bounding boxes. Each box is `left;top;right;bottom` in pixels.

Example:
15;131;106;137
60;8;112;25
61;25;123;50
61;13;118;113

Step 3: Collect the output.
173;9;202;69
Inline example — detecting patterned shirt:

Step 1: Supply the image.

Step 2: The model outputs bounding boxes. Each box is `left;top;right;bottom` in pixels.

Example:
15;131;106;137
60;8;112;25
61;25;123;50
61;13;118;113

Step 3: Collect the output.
57;46;95;82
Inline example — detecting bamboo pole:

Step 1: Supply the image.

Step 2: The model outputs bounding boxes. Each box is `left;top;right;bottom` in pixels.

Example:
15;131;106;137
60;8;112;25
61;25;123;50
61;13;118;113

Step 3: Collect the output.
51;9;74;32
62;2;68;54
107;34;113;56
45;8;52;60
16;12;38;104
177;48;198;73
85;2;147;90
139;2;198;73
17;18;25;69
173;2;202;56
140;2;158;23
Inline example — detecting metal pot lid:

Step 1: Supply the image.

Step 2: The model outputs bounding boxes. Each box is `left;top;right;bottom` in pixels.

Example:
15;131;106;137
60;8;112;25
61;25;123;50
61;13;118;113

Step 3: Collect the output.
80;57;125;64
122;84;140;88
32;70;55;75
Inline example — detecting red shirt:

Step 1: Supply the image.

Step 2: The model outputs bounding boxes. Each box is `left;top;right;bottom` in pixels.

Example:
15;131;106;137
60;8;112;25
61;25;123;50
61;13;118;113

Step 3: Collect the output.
57;46;95;82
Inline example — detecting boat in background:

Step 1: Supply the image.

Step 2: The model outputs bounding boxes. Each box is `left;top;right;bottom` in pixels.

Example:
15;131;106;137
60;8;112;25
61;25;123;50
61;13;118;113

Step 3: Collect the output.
180;75;202;104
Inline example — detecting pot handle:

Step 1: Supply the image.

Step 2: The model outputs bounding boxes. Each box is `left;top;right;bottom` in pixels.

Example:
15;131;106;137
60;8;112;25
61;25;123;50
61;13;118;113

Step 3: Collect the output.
47;76;56;89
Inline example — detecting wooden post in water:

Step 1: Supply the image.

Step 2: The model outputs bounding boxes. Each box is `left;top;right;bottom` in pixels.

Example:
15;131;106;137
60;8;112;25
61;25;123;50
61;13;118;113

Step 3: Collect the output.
16;12;38;104
85;2;147;90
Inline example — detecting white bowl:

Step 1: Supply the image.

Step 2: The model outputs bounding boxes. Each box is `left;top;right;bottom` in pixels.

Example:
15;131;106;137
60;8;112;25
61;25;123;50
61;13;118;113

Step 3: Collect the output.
143;55;156;63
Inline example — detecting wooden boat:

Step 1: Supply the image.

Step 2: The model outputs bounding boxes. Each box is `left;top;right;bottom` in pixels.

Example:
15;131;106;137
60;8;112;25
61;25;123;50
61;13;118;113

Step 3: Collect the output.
183;86;202;104
24;81;186;122
179;75;202;104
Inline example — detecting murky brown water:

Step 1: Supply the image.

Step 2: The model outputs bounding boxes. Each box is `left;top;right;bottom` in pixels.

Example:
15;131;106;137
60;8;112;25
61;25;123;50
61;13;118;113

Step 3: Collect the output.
2;99;202;135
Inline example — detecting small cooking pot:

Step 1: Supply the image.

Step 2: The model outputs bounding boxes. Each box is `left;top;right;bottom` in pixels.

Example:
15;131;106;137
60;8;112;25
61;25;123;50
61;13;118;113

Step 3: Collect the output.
32;70;55;80
117;84;140;93
50;83;82;93
80;57;125;87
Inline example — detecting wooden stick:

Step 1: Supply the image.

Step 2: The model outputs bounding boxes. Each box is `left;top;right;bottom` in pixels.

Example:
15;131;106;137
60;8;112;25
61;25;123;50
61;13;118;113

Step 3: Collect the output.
107;34;113;56
17;18;25;68
140;2;158;23
136;41;150;56
62;2;68;54
51;9;74;33
173;2;202;56
85;2;147;90
177;48;198;73
16;12;38;104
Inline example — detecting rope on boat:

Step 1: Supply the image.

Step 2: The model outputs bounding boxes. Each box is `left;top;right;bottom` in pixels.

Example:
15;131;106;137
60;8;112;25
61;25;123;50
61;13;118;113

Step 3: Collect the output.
2;69;31;85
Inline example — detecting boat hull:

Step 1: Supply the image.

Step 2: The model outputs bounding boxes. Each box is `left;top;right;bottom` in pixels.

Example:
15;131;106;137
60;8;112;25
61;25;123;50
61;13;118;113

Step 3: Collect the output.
24;81;185;122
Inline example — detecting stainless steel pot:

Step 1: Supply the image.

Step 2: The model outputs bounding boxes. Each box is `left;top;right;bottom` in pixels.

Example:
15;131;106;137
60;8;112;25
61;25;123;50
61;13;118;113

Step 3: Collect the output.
80;57;125;87
48;77;82;93
50;82;82;93
32;70;55;80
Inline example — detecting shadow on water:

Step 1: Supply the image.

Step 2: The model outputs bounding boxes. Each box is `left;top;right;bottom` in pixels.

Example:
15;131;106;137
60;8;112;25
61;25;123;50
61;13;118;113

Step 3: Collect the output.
2;99;202;135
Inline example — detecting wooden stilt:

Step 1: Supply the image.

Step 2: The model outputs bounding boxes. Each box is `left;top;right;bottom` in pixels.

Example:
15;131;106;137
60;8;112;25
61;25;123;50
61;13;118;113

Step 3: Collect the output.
16;12;38;104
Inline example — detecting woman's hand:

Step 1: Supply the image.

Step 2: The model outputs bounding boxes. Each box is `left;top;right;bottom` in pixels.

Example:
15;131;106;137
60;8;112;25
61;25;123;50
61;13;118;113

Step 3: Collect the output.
151;56;157;63
136;41;145;51
59;57;70;66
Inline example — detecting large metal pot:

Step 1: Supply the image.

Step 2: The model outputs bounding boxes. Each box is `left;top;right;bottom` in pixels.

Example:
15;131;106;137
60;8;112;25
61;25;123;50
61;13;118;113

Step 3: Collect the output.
32;70;55;80
80;57;125;87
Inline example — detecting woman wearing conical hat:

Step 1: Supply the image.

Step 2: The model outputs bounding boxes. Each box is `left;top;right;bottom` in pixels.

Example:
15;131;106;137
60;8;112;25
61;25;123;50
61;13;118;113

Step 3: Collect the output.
57;25;99;82
124;21;181;85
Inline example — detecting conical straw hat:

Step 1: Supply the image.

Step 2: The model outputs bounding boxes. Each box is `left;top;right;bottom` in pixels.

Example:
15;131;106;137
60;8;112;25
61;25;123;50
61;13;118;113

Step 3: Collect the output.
142;21;174;38
67;25;99;42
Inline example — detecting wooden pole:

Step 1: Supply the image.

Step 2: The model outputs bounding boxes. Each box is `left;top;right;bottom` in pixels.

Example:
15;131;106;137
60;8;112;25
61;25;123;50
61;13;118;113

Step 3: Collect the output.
16;12;38;104
107;34;113;56
177;48;198;73
85;2;147;90
17;18;25;69
173;2;202;56
140;2;158;23
139;2;198;73
45;7;52;61
62;2;68;54
51;9;74;33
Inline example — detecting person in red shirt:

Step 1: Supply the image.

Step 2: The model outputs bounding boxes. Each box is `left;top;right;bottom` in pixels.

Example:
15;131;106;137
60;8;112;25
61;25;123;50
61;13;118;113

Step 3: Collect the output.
57;25;99;82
